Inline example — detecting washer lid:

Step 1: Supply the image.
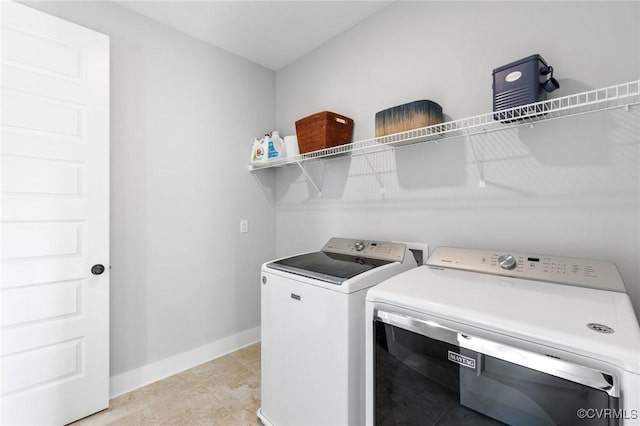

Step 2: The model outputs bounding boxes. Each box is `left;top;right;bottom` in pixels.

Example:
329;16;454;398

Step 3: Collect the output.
267;251;393;285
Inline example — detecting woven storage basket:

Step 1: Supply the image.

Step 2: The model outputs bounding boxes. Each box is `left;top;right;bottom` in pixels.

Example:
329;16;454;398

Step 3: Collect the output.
295;111;354;154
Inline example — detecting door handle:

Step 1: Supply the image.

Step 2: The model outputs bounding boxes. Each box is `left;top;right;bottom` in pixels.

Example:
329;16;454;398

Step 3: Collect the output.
91;264;105;275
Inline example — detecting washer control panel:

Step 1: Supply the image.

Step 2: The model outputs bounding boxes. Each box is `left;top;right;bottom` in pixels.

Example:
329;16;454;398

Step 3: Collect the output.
322;237;406;262
427;246;626;292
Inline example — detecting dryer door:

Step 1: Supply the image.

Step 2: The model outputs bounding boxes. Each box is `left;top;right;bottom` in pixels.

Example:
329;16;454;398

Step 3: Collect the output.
373;310;619;426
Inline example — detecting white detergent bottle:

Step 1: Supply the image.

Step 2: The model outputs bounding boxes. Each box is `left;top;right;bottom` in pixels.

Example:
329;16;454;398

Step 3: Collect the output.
251;136;267;164
267;131;285;160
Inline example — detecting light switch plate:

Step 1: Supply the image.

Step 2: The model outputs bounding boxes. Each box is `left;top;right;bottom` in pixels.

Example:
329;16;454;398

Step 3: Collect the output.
240;219;249;233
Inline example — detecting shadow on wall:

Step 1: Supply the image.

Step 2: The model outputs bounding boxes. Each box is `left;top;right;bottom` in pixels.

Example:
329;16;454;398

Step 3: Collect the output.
274;156;351;202
251;168;277;206
519;79;612;167
309;157;350;199
395;137;467;190
275;140;468;201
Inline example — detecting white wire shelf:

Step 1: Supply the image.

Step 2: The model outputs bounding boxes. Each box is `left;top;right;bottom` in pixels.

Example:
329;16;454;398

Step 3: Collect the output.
248;79;640;172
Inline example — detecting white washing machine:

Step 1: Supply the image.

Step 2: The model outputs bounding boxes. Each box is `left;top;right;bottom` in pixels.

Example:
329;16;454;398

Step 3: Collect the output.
259;237;427;426
366;246;640;425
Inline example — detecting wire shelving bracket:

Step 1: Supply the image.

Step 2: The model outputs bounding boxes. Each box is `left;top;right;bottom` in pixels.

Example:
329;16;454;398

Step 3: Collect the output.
361;152;386;194
465;129;485;188
296;160;323;197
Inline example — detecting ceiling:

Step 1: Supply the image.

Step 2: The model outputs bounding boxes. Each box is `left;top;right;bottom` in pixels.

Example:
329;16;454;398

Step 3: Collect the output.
116;1;392;71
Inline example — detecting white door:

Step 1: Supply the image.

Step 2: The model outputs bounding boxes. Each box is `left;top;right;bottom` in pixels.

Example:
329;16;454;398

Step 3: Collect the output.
1;2;110;424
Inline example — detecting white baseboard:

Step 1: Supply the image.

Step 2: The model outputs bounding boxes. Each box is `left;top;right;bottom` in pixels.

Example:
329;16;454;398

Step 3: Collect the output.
109;326;261;398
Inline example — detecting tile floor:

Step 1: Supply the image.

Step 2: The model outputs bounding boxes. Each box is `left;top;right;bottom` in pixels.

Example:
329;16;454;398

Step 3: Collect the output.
73;343;261;425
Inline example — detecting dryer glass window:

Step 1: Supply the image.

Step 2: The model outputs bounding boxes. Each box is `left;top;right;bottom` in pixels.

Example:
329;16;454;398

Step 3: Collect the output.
374;320;618;426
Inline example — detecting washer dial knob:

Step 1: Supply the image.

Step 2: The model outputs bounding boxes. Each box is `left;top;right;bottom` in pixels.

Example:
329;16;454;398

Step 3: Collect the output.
498;254;517;270
354;241;365;251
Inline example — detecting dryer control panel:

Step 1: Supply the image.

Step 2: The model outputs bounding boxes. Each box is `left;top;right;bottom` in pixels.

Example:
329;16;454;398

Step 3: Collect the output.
427;246;626;292
322;237;406;262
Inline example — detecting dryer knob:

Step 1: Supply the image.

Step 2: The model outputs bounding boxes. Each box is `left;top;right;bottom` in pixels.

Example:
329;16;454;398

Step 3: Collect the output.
498;254;517;270
354;241;365;251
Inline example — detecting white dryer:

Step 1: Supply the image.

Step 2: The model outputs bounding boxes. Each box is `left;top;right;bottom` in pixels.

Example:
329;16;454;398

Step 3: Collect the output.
259;237;426;426
366;246;640;425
